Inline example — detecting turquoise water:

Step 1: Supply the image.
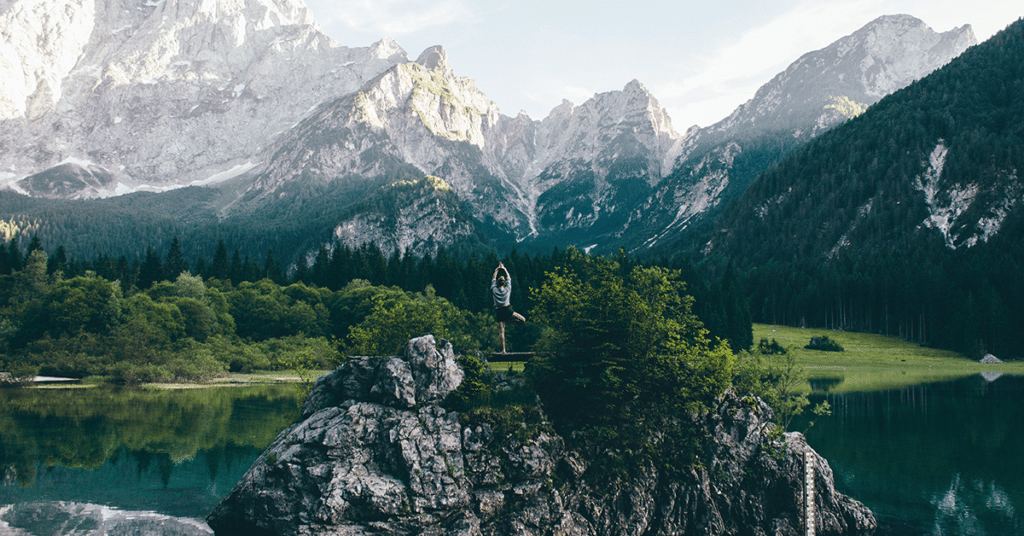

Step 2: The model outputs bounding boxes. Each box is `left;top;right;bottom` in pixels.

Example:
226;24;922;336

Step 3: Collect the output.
1;376;1021;535
797;374;1024;536
0;385;301;534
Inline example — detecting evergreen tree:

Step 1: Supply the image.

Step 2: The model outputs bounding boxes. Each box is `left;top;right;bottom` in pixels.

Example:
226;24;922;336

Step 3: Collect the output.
210;240;229;281
263;248;282;283
311;245;330;288
0;240;9;275
26;234;42;254
137;245;164;289
48;245;69;276
7;236;23;272
229;249;243;284
164;237;187;279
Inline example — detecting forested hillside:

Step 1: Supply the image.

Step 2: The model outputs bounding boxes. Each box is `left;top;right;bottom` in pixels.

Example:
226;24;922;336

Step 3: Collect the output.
704;18;1024;359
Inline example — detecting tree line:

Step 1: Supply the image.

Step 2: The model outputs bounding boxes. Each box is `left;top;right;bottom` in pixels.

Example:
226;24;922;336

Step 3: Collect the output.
0;235;753;383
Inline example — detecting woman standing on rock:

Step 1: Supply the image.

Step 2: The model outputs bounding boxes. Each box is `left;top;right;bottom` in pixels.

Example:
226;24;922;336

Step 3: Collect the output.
491;262;525;353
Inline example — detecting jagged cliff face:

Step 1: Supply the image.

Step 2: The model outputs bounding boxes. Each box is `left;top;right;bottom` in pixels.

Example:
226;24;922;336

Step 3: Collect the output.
329;176;490;258
243;45;534;239
0;4;980;258
628;15;977;251
243;46;681;245
0;0;406;198
529;81;682;246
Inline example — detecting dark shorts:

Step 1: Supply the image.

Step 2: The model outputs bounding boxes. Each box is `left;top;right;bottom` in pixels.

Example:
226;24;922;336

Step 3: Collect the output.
495;305;515;323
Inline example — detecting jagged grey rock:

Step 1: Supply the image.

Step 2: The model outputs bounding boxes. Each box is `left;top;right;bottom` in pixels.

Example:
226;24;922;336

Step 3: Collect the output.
0;0;406;198
208;335;876;536
980;354;1003;364
626;15;976;252
0;3;977;258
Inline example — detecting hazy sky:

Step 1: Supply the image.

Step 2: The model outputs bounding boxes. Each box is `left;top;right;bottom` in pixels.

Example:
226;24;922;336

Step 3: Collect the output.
302;0;1021;129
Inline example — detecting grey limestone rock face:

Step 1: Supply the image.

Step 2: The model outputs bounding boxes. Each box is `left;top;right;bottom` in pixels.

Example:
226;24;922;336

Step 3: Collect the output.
209;336;875;536
300;335;462;417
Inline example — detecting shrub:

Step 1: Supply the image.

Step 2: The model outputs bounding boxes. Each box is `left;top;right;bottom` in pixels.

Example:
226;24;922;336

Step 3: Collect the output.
805;335;844;352
757;337;787;355
444;354;493;412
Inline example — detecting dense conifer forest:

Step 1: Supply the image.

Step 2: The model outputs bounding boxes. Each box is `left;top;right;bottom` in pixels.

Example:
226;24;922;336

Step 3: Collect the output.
697;18;1024;360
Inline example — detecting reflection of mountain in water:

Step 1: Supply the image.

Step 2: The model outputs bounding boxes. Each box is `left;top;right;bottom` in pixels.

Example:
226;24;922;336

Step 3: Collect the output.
0;501;212;535
932;474;1018;536
799;374;1024;536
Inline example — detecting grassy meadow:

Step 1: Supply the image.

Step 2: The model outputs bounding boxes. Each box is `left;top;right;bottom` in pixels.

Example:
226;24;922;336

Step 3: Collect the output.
491;325;1024;394
753;324;1024;393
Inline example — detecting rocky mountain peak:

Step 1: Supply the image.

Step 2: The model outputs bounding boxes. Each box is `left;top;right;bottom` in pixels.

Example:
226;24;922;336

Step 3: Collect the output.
703;14;976;141
368;36;409;61
0;0;408;197
846;14;976;97
622;14;976;255
415;45;453;74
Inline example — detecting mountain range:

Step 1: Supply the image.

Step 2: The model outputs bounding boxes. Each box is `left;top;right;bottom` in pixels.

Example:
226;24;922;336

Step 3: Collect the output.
0;0;981;263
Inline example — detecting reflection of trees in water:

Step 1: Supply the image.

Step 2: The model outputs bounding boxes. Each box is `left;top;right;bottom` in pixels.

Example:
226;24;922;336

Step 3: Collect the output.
0;385;300;486
796;375;1024;536
808;377;844;392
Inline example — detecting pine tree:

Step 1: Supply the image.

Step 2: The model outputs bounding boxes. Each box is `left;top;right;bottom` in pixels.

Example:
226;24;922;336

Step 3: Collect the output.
211;240;229;281
263;248;282;283
165;236;187;279
26;233;42;254
137;245;164;289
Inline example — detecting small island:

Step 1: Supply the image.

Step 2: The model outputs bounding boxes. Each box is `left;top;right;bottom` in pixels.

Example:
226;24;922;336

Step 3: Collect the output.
209;255;875;536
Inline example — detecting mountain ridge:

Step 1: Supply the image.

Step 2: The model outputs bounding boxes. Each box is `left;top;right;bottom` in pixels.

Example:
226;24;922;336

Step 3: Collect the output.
0;2;985;265
621;14;976;253
0;0;407;196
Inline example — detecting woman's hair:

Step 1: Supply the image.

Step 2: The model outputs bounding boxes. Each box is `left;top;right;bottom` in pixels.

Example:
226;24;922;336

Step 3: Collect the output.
497;275;507;287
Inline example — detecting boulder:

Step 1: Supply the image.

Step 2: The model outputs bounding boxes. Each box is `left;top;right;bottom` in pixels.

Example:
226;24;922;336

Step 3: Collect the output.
209;336;876;536
980;354;1003;364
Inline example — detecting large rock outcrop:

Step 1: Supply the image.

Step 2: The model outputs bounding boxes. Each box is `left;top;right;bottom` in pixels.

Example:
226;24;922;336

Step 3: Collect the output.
207;335;875;535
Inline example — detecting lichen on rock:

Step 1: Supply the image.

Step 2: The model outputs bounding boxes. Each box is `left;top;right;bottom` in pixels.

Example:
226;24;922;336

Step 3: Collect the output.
208;335;876;536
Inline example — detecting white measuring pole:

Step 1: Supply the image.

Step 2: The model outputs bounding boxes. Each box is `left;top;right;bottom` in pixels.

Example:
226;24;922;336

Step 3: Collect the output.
804;449;816;536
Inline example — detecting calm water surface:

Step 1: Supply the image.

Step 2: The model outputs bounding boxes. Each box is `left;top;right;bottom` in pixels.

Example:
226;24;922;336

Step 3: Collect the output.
797;374;1024;536
0;385;301;534
1;376;1021;535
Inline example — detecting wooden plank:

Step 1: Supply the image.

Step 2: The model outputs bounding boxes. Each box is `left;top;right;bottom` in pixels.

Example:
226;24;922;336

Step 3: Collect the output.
486;352;534;362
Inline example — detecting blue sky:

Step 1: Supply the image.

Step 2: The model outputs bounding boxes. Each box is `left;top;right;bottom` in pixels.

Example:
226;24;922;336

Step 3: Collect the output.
302;0;1021;129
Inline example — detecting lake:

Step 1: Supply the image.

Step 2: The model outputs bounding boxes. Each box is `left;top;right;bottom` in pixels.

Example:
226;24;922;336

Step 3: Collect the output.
0;384;302;534
1;375;1021;535
796;374;1024;536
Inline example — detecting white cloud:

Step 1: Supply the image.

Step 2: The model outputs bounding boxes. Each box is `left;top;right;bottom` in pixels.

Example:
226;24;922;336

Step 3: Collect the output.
654;0;884;127
651;0;1020;128
312;0;477;36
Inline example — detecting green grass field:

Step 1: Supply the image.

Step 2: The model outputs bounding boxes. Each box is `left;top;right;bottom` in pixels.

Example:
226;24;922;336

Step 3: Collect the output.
484;361;526;373
753;324;1024;393
490;326;1024;394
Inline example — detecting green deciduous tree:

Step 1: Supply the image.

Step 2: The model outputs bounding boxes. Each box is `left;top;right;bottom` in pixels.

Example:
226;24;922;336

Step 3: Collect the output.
527;249;734;478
